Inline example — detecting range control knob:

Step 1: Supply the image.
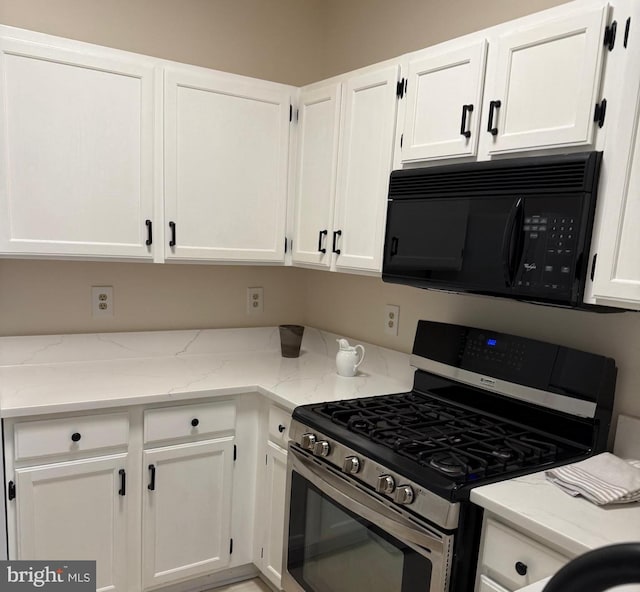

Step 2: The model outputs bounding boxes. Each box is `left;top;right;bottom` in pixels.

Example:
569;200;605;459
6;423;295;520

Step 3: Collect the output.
300;433;317;450
376;474;396;495
313;440;331;457
342;456;361;474
394;485;415;505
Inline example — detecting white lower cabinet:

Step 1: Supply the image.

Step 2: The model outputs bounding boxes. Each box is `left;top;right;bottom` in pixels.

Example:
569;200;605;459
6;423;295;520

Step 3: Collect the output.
142;438;234;589
14;454;131;592
475;517;569;591
255;405;291;590
4;400;242;592
261;441;288;587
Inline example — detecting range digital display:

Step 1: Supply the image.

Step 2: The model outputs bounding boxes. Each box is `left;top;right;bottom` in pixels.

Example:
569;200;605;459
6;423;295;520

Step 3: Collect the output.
486;338;497;347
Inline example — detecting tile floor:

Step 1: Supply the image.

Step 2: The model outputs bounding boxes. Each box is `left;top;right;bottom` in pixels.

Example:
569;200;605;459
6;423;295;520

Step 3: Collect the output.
205;577;272;592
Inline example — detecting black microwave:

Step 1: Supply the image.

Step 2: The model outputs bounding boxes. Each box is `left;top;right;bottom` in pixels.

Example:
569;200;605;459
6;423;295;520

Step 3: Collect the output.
382;152;603;309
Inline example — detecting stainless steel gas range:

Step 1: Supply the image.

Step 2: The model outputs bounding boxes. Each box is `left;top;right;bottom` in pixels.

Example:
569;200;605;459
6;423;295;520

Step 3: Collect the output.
282;320;617;592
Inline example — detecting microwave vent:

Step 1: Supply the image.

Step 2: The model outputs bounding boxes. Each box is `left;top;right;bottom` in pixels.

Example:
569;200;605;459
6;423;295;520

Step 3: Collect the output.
389;154;600;198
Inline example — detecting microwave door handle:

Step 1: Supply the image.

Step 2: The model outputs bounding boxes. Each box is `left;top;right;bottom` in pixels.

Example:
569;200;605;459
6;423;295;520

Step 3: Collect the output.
289;447;448;556
502;198;523;286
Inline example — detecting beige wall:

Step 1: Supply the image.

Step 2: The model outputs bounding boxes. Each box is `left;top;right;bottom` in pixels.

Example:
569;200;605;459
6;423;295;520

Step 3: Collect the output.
0;0;326;85
321;0;571;77
304;271;640;420
0;260;305;335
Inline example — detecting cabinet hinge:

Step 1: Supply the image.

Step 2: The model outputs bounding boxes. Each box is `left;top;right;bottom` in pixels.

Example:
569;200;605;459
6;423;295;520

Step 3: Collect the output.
604;21;617;51
230;539;234;555
396;78;406;99
624;17;631;48
233;445;237;462
590;253;598;281
594;99;607;128
8;481;15;501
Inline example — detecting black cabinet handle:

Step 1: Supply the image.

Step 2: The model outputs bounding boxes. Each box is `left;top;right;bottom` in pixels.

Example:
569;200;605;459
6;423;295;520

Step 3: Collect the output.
390;237;399;257
501;197;524;287
278;424;286;433
332;230;342;255
487;100;501;136
191;418;199;427
515;561;528;576
460;104;474;138
148;464;156;491
145;219;153;246
119;469;126;496
318;229;328;254
169;221;176;247
71;432;81;443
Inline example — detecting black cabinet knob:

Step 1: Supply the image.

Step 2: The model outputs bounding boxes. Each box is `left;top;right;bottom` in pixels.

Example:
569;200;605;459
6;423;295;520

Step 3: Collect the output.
278;424;286;433
71;432;81;442
191;418;199;427
515;561;528;576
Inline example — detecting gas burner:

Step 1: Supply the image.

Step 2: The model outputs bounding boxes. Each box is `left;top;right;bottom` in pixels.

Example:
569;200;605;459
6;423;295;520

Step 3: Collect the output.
428;451;486;479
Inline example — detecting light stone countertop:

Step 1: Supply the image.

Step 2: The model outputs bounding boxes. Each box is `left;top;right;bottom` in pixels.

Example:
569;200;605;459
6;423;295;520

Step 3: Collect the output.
472;471;640;592
0;326;414;418
471;470;640;558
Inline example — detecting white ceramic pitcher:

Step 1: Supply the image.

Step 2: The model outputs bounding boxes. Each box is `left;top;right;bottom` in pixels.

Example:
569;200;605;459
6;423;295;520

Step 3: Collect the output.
336;338;365;377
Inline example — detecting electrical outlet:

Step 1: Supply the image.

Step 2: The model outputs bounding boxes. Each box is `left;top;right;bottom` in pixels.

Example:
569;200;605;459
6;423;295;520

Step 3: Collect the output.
384;304;400;336
247;287;264;314
92;286;114;318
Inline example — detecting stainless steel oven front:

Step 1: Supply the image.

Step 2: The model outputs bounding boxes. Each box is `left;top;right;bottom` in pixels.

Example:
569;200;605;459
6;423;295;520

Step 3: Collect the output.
282;444;454;592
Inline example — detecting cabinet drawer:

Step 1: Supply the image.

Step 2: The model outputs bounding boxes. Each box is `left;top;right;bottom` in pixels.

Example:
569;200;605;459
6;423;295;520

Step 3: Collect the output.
481;519;568;590
268;405;291;445
14;413;129;461
144;401;235;444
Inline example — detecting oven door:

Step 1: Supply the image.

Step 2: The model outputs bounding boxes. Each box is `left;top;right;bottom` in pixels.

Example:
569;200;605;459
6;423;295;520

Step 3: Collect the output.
282;445;453;592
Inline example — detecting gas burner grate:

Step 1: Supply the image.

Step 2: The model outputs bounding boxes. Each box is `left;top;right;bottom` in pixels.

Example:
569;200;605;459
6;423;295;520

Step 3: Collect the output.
312;392;571;483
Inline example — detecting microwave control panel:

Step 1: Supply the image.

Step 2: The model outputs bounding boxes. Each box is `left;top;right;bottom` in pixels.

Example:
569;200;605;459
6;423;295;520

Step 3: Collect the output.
515;213;577;295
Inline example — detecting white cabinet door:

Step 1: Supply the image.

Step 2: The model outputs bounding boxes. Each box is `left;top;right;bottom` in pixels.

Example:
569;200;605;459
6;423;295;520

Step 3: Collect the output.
142;438;234;589
164;66;291;262
402;41;487;162
0;36;157;259
14;454;130;592
291;83;342;268
590;8;640;307
333;63;400;273
261;441;288;589
484;5;608;154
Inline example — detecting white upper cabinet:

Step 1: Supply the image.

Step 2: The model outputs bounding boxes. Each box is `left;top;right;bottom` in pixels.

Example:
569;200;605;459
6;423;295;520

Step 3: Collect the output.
401;40;487;162
483;5;609;154
164;66;292;263
291;82;342;268
588;1;640;308
0;34;157;259
333;63;400;273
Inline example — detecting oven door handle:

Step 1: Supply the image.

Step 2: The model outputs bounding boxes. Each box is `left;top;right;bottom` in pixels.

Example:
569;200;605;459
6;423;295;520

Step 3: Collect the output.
290;447;447;556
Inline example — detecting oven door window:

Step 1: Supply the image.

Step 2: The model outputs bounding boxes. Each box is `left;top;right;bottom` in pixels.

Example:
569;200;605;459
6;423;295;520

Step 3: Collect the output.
288;472;432;592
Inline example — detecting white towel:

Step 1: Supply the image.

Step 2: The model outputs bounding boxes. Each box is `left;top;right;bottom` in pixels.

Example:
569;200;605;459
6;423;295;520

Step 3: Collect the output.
545;452;640;506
